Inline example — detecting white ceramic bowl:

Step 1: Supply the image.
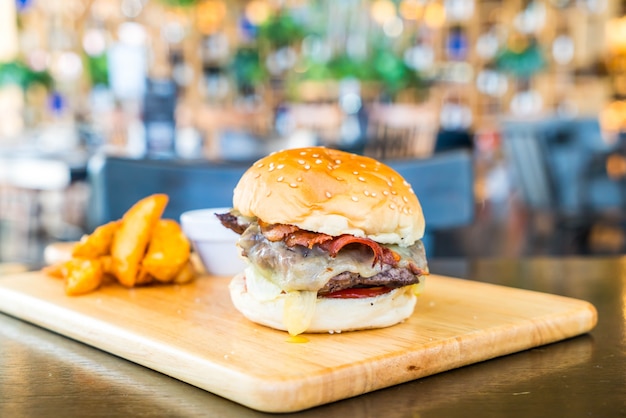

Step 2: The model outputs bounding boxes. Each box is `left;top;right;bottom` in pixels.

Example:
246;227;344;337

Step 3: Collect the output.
180;208;246;277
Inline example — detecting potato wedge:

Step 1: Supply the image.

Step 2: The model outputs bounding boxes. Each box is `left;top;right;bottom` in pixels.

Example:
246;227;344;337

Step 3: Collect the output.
172;260;196;284
72;221;120;258
64;258;104;296
42;260;71;279
99;255;114;275
110;194;169;287
142;219;191;283
135;266;155;285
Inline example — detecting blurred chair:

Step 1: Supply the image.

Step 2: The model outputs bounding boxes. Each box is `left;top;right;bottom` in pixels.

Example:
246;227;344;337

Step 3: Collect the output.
288;103;344;144
86;154;248;230
190;104;272;160
500;120;554;212
501;116;613;253
501;116;608;217
580;145;626;217
388;149;475;255
364;103;438;160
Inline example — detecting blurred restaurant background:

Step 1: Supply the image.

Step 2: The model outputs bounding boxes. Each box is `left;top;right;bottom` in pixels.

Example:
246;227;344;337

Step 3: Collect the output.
1;0;626;268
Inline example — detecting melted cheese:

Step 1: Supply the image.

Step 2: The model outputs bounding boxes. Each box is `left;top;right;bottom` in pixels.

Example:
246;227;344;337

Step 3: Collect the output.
283;290;317;336
245;265;318;335
244;265;282;301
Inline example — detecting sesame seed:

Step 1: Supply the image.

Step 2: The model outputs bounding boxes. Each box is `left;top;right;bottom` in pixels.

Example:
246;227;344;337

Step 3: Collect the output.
277;164;285;169
257;163;264;168
391;177;396;182
300;151;307;156
289;183;298;188
266;190;272;197
371;192;377;197
403;196;408;203
409;188;415;194
351;196;359;202
353;171;359;175
336;176;344;181
389;203;396;210
269;166;275;172
403;207;409;214
383;190;389;196
304;164;311;170
254;173;261;179
387;181;393;187
391;190;397;195
403;180;410;187
335;159;342;164
358;177;365;182
312;153;320;158
277;176;284;182
364;190;370;196
298;160;305;165
315;159;323;164
360;163;366;168
325;191;332;198
409;208;413;214
297;177;302;182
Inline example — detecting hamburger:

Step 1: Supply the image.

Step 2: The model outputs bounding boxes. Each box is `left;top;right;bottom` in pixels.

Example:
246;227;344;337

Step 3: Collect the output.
217;146;428;335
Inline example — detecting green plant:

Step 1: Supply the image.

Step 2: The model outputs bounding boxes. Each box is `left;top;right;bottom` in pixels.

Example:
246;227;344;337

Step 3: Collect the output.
290;47;426;101
230;47;267;89
0;60;52;90
257;12;306;48
155;0;198;7
85;54;109;87
495;37;546;79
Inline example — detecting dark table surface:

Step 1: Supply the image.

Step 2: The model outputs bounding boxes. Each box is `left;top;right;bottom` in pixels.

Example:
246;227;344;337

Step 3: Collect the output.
1;256;625;417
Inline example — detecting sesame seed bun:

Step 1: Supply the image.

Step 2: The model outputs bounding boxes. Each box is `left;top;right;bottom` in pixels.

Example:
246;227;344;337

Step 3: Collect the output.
233;147;425;246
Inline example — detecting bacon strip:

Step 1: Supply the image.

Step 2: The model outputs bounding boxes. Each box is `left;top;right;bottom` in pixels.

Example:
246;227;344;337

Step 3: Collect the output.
259;222;419;270
320;235;378;257
319;235;398;267
285;230;333;248
260;222;299;242
260;221;334;248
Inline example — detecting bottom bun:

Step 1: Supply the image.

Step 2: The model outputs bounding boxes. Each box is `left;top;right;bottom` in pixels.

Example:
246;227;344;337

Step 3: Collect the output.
228;272;421;334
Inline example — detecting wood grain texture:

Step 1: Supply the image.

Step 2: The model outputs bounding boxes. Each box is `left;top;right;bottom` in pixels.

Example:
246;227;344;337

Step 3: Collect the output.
0;271;597;413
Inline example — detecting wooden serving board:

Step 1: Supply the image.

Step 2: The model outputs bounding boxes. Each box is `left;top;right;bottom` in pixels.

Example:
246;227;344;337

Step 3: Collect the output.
0;271;596;413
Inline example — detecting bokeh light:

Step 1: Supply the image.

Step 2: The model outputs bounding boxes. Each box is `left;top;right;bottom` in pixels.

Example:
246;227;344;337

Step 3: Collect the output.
370;0;396;25
245;0;271;26
423;2;446;28
197;0;227;35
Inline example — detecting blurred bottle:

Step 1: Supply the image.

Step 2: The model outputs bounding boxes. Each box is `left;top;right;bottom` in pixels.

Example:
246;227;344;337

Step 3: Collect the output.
142;77;177;158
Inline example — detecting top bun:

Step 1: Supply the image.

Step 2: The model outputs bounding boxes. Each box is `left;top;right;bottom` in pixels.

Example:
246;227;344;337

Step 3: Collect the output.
233;147;425;246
